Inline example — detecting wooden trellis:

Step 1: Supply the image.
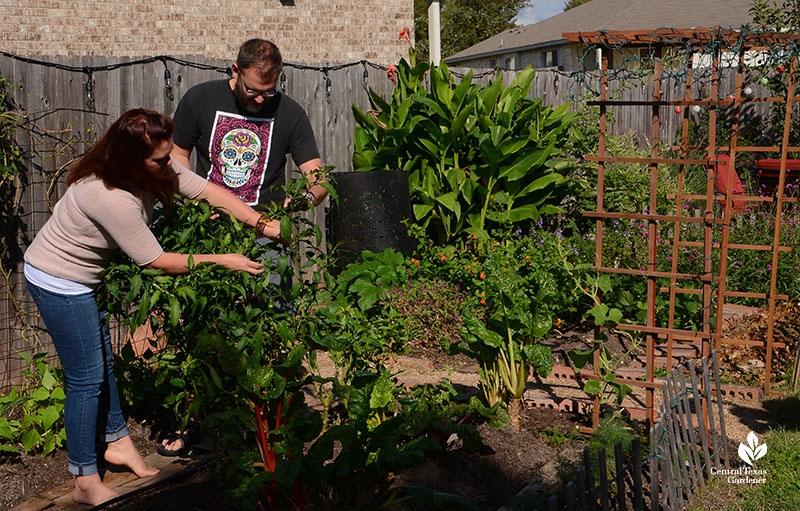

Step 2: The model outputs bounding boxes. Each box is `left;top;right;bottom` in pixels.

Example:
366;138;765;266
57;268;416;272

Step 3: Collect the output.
562;28;800;428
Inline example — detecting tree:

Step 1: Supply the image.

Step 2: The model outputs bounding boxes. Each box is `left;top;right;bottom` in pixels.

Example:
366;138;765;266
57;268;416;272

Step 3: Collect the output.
563;0;593;10
747;0;800;145
413;0;527;62
749;0;800;30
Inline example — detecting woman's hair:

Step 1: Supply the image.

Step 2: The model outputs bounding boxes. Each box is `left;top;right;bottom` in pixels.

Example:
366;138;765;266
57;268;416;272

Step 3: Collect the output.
67;108;177;206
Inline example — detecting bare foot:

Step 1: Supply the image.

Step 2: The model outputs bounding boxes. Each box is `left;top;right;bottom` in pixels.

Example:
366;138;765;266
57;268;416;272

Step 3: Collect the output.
104;435;160;478
73;473;119;506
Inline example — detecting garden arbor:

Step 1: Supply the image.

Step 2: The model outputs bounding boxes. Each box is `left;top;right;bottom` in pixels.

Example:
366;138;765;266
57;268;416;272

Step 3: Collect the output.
563;28;800;426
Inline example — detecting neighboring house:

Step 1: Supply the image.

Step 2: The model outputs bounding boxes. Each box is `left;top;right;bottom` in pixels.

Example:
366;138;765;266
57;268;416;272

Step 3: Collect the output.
445;0;754;71
0;0;413;65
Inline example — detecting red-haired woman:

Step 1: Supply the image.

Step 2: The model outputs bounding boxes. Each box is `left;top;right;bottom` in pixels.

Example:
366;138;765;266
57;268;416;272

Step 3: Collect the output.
23;108;279;505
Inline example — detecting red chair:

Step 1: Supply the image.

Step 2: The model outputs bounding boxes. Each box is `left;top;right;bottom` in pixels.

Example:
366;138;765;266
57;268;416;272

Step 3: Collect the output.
706;154;745;215
756;158;800;195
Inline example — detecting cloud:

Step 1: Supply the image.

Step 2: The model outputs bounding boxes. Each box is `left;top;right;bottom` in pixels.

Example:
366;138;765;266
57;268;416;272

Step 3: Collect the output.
515;0;565;26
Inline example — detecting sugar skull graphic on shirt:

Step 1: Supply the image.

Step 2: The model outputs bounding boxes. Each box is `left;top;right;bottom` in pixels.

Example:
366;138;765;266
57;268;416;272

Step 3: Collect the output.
207;111;274;205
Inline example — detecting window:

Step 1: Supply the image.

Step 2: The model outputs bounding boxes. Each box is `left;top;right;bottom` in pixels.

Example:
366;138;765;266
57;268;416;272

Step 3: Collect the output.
543;50;558;68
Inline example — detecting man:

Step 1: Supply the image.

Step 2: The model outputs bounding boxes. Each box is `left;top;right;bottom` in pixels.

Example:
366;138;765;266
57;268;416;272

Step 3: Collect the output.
171;38;327;234
162;39;326;456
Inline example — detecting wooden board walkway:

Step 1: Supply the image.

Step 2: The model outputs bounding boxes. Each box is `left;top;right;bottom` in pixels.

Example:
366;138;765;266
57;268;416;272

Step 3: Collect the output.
11;450;213;511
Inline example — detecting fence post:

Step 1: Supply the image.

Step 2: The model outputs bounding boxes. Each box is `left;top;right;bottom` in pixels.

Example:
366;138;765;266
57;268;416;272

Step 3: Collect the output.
689;359;713;479
584;446;594;510
677;368;705;489
578;465;588;511
566;480;576;511
614;441;626;511
599;447;609;511
632;436;643;511
711;352;731;466
667;369;698;506
649;424;660;511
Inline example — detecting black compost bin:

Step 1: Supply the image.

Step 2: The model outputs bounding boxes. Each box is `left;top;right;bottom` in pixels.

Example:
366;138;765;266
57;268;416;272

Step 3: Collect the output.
326;171;417;274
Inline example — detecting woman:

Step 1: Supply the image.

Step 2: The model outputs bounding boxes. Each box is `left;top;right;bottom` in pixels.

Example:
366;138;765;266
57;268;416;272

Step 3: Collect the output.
23;108;279;505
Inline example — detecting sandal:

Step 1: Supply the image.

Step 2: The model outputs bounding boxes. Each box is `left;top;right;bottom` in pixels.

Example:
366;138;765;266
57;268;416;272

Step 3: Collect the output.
157;422;202;457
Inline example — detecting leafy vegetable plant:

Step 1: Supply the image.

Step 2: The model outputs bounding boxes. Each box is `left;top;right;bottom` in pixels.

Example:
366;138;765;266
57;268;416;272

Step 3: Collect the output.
0;352;66;456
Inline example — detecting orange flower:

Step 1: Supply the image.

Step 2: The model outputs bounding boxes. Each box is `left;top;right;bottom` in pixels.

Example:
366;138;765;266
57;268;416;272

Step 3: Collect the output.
387;64;397;84
480;299;486;305
480;292;485;297
399;27;409;41
480;272;486;279
555;318;563;326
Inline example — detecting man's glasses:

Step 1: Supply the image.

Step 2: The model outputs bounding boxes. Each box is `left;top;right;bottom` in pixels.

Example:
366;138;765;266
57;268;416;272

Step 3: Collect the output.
242;83;278;99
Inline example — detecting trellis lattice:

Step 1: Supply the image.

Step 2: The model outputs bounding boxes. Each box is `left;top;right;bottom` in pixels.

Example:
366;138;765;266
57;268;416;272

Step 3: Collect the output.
563;27;800;428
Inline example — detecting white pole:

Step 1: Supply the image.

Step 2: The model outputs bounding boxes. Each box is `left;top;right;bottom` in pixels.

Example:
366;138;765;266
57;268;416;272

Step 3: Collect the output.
428;0;441;66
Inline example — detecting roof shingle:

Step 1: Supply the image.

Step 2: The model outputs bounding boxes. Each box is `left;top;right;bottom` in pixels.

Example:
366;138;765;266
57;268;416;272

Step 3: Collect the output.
446;0;754;62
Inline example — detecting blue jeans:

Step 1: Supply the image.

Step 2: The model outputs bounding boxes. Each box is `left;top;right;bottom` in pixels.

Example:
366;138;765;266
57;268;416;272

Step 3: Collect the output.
26;280;129;476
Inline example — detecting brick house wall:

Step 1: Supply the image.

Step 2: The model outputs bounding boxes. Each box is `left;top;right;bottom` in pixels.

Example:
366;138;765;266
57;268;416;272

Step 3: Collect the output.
0;0;413;65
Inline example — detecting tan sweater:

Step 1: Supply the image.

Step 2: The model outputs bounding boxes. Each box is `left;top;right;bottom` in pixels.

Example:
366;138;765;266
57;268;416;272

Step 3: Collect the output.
25;161;207;285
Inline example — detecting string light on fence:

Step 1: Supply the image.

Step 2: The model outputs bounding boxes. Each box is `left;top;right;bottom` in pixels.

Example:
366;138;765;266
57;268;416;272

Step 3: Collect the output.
161;58;174;101
323;67;331;104
279;71;287;92
84;68;94;111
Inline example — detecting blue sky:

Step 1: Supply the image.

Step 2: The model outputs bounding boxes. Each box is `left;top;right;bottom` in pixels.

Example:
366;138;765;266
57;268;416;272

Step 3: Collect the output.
515;0;565;26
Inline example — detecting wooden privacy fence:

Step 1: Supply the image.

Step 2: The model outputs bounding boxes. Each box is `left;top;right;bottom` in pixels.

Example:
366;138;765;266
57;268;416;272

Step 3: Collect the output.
543;351;727;511
0;52;775;390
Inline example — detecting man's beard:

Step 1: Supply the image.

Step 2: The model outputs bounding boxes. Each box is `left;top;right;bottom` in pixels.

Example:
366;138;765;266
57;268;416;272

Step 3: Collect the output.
233;83;263;114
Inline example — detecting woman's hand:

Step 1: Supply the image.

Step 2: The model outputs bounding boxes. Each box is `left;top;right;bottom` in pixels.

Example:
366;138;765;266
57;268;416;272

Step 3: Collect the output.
214;254;264;275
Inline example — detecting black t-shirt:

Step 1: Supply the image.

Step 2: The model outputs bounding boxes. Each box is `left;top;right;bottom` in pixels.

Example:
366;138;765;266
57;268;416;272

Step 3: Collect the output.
172;79;320;208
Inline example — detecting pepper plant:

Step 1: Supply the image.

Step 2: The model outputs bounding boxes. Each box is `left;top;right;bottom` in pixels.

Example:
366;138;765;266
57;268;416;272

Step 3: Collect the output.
353;49;576;245
307;249;410;430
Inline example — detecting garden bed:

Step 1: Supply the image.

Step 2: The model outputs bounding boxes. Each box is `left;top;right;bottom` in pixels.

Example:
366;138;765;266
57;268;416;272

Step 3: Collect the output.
4;309;787;511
